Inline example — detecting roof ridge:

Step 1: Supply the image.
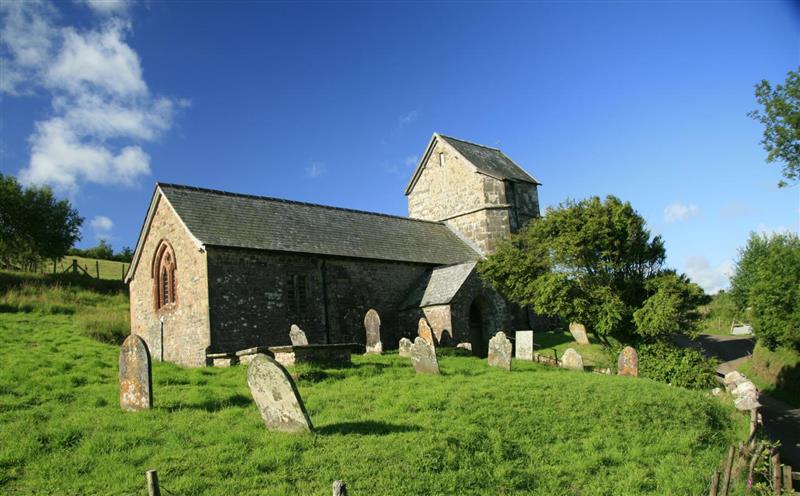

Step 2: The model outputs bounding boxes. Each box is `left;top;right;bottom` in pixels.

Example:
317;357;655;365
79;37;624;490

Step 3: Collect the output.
157;182;447;226
438;133;502;152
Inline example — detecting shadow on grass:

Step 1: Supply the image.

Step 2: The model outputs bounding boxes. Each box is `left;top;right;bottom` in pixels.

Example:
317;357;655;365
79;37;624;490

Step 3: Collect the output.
162;393;252;412
317;420;421;436
533;330;575;349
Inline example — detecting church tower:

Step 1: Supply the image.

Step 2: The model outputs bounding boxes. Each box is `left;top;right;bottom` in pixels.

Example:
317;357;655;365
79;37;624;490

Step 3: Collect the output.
405;133;541;255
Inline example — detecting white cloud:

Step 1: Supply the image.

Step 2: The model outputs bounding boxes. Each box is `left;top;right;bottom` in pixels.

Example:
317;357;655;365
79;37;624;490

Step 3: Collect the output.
305;162;326;178
1;1;182;193
755;223;795;237
399;110;418;125
664;202;699;223
90;215;113;231
684;255;732;294
77;0;132;16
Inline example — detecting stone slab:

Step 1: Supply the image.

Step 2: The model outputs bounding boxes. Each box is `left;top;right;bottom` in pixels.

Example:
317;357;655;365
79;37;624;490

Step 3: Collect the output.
418;318;434;345
399;337;413;357
410;337;440;375
561;348;584;371
617;346;639;377
515;331;534;361
569;322;590;345
364;309;382;354
119;334;153;411
247;354;313;433
488;331;512;371
289;324;309;346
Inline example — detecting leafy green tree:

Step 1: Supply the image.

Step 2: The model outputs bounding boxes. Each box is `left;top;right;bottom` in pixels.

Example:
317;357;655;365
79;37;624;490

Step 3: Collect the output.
0;173;83;270
83;240;114;260
749;68;800;187
731;232;800;351
633;272;709;340
479;195;668;341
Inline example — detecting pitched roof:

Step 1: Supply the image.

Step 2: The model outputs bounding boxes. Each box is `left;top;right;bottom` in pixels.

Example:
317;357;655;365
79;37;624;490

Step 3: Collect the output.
401;261;477;310
405;133;539;195
157;183;480;265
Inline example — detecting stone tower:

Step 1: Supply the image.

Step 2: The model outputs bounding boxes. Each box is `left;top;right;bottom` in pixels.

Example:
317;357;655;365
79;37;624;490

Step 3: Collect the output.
405;133;541;255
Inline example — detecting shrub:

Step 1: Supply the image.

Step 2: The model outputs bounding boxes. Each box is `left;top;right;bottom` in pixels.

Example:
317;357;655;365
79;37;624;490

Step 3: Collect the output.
638;342;718;389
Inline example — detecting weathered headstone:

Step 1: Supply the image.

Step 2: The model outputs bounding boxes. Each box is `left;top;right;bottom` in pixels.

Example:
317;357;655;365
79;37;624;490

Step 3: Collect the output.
456;342;472;352
410;337;440;374
247;354;313;433
398;337;413;357
418;318;434;345
289;324;309;346
617;346;639;377
561;348;584;371
119;334;153;411
488;331;512;371
364;309;383;354
515;330;534;361
568;322;590;345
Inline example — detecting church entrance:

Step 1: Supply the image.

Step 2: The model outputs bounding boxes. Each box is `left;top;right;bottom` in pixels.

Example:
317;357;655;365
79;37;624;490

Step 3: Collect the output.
469;299;487;357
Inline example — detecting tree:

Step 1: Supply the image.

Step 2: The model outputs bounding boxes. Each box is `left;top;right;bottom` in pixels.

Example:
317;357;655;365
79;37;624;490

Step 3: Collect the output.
0;173;83;270
633;272;708;340
748;68;800;187
479;195;669;341
730;232;800;351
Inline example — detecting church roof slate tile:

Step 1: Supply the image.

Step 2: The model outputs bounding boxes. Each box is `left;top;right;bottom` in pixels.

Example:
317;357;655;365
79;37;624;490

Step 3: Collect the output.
438;134;540;185
158;183;480;265
401;261;477;309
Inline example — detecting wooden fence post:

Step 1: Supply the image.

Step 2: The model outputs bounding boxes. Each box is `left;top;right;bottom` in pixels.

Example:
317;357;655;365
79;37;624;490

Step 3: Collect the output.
96;260;100;279
721;445;735;496
782;465;793;494
709;470;719;496
146;470;160;496
772;450;782;495
121;263;125;281
332;480;348;496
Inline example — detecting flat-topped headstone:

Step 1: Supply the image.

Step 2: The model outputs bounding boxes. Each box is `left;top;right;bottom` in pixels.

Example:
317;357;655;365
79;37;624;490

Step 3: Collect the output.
410;337;439;375
398;337;413;357
247;354;313;433
617;346;639;377
418;318;434;345
488;331;512;371
561;348;584;371
119;334;152;411
364;309;382;354
568;322;590;345
515;331;534;361
456;342;472;352
289;324;309;346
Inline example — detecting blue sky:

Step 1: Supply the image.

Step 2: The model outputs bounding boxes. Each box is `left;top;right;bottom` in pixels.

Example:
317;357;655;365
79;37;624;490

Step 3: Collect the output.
1;0;798;293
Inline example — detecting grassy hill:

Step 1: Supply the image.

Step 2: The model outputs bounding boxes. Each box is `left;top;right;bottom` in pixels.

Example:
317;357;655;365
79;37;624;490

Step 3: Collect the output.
49;255;129;281
0;274;750;495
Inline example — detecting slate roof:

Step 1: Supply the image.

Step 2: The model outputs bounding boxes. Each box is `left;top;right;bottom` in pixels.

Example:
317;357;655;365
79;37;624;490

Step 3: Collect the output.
158;183;480;265
438;134;540;185
401;261;477;310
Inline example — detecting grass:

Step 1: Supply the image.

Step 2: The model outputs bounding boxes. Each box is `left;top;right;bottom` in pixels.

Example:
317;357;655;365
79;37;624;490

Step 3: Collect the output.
532;330;617;369
738;343;800;408
0;275;752;495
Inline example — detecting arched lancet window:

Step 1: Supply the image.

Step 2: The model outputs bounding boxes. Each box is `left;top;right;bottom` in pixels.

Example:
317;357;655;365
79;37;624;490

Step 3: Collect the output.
152;240;177;310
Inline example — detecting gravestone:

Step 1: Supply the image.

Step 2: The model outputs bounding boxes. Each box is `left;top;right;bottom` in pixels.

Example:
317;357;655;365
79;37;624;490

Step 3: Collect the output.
456;342;472;352
410;337;440;374
561;348;584;371
247;354;313;433
617;346;639;377
364;309;383;354
398;337;413;357
289;324;309;346
568;322;590;345
119;334;153;411
488;331;512;371
515;331;534;361
418;318;434;345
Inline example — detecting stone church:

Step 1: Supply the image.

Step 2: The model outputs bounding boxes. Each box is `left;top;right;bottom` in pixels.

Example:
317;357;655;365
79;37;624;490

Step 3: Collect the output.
126;133;541;367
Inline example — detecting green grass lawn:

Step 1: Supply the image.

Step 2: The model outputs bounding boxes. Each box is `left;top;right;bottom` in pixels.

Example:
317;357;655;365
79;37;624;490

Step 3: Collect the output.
0;306;751;495
532;330;617;369
51;256;129;281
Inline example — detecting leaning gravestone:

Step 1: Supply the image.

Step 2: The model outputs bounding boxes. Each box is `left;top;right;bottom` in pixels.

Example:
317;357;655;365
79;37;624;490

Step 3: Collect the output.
561;348;584;371
418;318;434;345
398;337;413;357
410;337;440;375
364;309;383;354
119;334;153;411
289;324;309;346
488;331;513;371
568;322;590;345
515;331;534;361
247;354;313;433
617;346;639;377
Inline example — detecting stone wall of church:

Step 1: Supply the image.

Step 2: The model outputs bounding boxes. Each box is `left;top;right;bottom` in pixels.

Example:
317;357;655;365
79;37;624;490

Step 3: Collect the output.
206;248;431;353
444;208;513;255
128;196;211;367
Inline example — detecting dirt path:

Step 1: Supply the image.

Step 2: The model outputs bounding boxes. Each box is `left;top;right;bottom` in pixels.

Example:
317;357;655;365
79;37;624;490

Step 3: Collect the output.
674;333;799;466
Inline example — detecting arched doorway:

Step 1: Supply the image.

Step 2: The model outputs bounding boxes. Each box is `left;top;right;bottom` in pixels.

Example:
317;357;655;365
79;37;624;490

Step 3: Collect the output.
469;298;488;357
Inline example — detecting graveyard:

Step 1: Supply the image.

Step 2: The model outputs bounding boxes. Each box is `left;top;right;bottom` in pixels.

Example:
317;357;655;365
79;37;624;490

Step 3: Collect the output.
0;277;751;495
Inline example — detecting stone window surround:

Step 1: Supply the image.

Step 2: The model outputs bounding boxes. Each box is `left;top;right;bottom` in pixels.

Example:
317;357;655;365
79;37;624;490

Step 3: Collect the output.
152;239;178;312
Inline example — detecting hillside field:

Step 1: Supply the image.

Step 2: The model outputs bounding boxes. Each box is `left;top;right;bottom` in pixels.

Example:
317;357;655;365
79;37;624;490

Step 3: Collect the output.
0;276;750;495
